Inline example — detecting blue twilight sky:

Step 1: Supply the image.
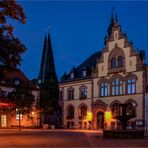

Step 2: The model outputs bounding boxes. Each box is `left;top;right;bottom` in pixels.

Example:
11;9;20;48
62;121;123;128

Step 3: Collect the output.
13;1;148;80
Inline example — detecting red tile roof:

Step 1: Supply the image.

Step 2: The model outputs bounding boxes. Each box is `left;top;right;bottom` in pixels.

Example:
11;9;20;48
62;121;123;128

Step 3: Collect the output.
0;67;38;90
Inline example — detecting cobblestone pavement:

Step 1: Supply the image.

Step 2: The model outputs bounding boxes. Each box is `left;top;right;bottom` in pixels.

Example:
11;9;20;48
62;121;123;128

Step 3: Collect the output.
0;129;147;147
84;130;148;148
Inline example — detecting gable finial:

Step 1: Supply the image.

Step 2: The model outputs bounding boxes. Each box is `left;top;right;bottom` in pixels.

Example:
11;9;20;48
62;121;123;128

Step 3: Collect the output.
115;12;118;23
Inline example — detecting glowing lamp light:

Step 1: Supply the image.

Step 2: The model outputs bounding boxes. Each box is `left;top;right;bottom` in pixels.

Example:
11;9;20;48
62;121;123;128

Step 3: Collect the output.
105;111;112;122
31;111;35;117
87;112;92;121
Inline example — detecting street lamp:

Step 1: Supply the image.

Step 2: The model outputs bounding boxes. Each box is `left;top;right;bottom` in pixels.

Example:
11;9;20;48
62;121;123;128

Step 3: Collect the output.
105;111;112;129
86;112;92;130
31;111;35;128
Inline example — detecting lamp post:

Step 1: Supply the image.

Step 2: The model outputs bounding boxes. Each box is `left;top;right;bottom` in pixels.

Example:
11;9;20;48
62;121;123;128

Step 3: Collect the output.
31;111;35;128
16;108;21;131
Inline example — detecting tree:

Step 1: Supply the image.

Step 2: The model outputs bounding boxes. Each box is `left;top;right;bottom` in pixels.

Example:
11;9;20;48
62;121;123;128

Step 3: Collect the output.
38;78;59;126
8;84;35;130
0;0;26;69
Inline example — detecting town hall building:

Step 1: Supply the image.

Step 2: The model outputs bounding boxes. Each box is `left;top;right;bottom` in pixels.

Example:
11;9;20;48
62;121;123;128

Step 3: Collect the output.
59;13;148;130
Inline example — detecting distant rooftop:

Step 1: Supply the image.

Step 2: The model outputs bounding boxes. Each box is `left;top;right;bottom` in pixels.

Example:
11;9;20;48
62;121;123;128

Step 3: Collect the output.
60;51;102;83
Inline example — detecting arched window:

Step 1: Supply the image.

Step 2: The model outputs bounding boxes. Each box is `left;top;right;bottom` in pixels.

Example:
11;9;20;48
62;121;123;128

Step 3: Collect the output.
127;79;136;94
100;82;108;97
118;56;123;67
80;87;87;99
67;88;74;100
111;78;123;95
111;57;116;68
80;106;87;117
67;105;74;119
125;100;137;117
111;102;121;116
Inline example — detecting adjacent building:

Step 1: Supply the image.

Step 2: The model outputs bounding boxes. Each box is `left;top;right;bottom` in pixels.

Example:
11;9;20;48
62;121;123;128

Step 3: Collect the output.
0;68;39;128
59;13;148;130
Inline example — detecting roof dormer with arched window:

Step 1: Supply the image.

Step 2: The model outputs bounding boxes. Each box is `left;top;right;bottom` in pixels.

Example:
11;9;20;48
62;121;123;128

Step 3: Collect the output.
108;45;125;74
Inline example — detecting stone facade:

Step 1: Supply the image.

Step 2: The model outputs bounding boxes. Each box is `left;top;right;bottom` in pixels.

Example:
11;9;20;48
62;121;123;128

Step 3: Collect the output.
59;14;147;130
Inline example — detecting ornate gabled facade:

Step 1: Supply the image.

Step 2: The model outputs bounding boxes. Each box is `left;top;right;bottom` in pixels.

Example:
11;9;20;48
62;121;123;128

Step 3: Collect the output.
59;12;148;130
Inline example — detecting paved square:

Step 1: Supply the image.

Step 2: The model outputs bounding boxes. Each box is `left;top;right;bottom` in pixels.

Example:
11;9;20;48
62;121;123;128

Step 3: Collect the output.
0;129;147;147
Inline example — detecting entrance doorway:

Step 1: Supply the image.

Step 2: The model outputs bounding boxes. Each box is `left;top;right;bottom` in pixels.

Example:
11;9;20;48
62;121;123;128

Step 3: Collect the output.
1;115;7;127
97;111;104;129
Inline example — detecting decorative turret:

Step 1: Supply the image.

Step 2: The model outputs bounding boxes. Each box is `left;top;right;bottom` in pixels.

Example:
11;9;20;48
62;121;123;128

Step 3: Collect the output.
105;8;124;43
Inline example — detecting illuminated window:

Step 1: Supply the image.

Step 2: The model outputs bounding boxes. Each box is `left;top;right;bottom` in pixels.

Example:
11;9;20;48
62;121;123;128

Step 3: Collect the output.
80;87;87;99
16;114;22;120
100;82;108;97
111;78;123;95
127;79;136;94
80;106;87;117
111;103;121;116
67;88;74;100
126;101;136;117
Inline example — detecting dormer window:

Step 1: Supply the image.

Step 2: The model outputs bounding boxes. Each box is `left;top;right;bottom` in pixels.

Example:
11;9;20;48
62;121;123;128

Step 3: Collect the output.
70;67;76;79
14;78;20;86
82;70;87;77
70;72;74;79
38;79;42;84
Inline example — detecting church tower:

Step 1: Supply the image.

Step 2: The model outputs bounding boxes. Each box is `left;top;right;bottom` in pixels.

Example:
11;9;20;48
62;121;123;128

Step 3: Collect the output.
38;32;59;125
38;32;58;84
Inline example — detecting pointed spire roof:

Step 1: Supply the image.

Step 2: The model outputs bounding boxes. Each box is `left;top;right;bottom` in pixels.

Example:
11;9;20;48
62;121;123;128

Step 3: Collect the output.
38;35;47;82
107;8;119;37
105;8;125;44
38;31;58;84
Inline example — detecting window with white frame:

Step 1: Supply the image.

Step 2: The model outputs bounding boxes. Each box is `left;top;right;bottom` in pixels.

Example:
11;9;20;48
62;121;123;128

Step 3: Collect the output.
100;82;108;97
67;88;74;100
80;87;87;99
127;79;136;94
111;78;123;95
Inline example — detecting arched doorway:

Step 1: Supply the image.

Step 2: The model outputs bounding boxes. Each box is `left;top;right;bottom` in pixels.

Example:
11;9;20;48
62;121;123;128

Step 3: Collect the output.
97;111;104;129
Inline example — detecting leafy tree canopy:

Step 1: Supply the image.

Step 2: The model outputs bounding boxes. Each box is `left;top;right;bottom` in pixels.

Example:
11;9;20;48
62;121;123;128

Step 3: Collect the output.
8;84;35;114
39;79;59;116
0;0;26;68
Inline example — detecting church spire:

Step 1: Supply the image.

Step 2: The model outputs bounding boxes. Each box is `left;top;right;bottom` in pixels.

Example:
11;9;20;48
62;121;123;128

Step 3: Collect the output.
38;35;47;83
38;31;58;84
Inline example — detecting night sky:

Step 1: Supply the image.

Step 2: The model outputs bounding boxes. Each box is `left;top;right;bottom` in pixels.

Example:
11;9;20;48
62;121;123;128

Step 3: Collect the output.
13;1;148;80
